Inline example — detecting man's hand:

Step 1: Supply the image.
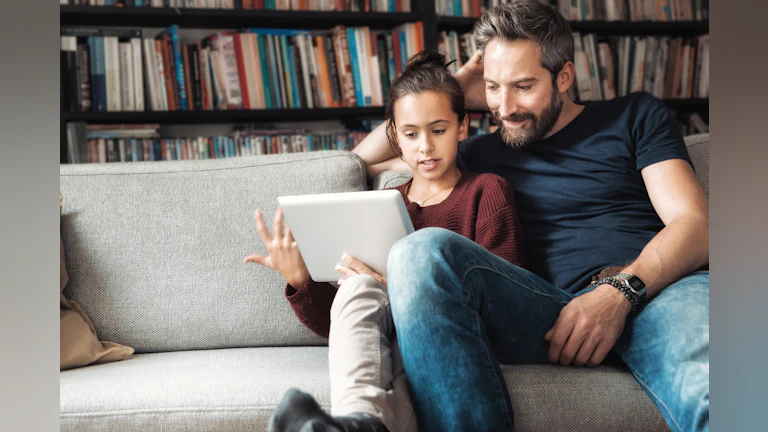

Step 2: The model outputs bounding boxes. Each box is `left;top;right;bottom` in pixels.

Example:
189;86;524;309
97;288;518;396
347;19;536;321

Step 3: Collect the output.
244;208;310;289
454;50;489;111
334;254;387;288
544;284;632;367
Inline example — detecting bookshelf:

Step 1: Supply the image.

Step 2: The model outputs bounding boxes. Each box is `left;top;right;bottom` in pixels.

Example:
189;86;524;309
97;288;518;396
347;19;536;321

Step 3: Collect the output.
60;1;709;164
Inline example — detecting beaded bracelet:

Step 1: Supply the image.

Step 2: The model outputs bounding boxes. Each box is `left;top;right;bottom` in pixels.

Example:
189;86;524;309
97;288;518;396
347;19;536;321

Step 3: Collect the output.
597;276;641;315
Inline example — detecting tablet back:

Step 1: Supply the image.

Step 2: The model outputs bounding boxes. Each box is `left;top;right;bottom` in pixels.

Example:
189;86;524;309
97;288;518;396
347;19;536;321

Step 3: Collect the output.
278;189;415;282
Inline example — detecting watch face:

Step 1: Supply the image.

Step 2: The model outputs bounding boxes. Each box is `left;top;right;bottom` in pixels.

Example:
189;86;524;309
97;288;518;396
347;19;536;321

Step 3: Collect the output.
628;278;645;291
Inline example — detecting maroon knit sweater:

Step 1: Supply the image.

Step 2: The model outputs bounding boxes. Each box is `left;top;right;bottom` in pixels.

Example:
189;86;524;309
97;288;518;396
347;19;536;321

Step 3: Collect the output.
284;171;527;338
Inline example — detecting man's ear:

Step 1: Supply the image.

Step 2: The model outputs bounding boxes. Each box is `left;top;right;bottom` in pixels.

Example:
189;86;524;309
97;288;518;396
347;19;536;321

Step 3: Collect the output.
557;61;576;94
457;114;470;142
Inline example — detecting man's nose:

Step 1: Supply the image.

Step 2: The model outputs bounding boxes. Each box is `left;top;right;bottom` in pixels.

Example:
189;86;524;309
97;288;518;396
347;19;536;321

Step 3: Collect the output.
498;89;519;119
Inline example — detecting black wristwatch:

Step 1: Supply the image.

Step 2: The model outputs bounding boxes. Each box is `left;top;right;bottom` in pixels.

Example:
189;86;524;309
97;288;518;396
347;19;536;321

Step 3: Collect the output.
613;273;647;302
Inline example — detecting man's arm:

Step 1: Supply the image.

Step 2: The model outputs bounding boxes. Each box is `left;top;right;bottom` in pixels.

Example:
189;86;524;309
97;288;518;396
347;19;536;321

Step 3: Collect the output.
546;158;709;367
620;158;709;296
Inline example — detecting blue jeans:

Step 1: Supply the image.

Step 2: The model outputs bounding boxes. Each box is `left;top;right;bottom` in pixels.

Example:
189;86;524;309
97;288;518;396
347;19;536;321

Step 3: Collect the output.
387;228;709;432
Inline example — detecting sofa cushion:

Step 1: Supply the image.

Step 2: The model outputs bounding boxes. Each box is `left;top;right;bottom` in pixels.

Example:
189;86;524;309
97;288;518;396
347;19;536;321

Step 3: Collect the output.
372;133;710;195
59;152;367;353
59;347;668;432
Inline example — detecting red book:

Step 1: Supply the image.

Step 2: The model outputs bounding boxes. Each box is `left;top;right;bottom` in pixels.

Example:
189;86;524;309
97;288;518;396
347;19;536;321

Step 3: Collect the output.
232;33;251;109
392;30;402;77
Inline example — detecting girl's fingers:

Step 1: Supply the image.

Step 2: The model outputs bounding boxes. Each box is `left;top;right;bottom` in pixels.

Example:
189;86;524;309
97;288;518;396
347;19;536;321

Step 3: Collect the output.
253;209;272;245
335;264;357;277
342;254;372;275
243;254;270;268
273;207;284;242
284;224;296;246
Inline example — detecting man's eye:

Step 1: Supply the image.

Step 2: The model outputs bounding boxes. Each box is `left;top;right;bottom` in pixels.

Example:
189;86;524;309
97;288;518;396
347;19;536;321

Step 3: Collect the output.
432;130;445;135
518;86;532;91
486;85;499;91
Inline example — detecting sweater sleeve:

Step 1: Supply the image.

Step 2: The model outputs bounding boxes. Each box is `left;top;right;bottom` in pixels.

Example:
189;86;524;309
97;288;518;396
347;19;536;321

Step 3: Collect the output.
474;175;528;269
284;278;337;339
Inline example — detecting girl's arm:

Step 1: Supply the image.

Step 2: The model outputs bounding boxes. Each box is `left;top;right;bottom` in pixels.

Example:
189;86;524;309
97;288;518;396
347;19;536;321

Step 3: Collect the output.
284;279;336;339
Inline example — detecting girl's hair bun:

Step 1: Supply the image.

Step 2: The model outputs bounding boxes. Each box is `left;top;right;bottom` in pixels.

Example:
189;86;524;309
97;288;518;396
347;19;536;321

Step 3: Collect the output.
403;50;453;73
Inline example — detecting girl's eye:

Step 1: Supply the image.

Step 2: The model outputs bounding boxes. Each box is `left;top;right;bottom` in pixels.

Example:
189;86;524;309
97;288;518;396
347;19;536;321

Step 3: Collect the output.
432;130;445;135
405;132;417;138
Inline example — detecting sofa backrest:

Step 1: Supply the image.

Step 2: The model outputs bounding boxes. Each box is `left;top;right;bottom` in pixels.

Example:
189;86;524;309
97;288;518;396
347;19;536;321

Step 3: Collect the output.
373;133;710;196
60;151;367;353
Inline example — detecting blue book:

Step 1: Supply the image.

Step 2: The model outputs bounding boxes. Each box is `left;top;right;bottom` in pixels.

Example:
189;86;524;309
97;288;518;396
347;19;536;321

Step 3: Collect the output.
455;0;462;16
161;25;188;111
176;139;183;160
265;35;282;109
235;0;242;8
346;28;364;108
135;0;144;6
265;0;275;9
255;34;273;110
245;28;307;36
398;32;407;75
91;36;107;113
280;35;301;109
130;138;139;162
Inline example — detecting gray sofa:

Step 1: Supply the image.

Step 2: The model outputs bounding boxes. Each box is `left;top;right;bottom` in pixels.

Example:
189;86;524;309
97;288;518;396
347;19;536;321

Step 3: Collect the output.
59;133;708;432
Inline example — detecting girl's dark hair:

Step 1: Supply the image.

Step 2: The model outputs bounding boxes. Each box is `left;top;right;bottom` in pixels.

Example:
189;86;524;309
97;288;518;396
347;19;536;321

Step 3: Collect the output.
385;49;467;156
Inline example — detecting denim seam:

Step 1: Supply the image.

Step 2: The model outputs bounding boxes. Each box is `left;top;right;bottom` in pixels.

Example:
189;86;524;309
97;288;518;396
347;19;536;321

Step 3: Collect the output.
463;269;515;431
629;369;684;432
461;265;571;305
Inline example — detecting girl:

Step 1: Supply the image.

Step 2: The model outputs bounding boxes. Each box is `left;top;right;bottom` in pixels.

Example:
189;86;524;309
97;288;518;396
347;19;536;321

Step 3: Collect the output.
245;50;527;432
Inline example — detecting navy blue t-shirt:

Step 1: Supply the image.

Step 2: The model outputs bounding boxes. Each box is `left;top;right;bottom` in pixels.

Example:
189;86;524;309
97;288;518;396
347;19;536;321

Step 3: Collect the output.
457;91;693;293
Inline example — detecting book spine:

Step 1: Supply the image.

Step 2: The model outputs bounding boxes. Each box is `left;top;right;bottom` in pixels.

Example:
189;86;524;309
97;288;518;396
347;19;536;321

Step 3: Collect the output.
181;44;195;110
77;43;92;111
266;35;283;109
346;27;364;107
169;26;189;110
295;35;313;109
257;35;274;109
131;38;145;111
190;44;203;110
232;33;251;109
291;38;307;108
119;42;134;111
323;35;342;107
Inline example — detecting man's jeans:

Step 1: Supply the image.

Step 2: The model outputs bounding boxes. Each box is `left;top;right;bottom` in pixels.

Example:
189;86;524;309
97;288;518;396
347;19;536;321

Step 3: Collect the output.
388;228;709;432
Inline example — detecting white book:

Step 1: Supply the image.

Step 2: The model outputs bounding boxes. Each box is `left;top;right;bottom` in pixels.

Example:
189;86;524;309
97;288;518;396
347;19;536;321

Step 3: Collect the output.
119;42;135;111
572;33;592;101
131;38;145;112
201;47;214;110
356;28;373;107
367;29;383;107
295;35;314;109
142;39;159;111
584;34;602;100
152;40;169;111
104;37;122;112
305;34;327;108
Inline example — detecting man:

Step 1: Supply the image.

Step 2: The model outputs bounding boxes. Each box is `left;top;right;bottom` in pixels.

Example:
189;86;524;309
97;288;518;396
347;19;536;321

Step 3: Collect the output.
352;2;709;432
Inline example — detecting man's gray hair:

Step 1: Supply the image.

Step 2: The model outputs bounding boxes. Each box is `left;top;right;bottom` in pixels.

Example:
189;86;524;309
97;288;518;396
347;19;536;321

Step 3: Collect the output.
474;0;574;81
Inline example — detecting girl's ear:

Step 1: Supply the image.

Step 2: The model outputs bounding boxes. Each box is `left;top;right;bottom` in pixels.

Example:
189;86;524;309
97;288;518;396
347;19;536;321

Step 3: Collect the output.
457;114;470;142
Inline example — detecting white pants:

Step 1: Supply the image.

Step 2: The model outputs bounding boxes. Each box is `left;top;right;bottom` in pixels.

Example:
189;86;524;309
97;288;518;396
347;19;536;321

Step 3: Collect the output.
328;274;418;432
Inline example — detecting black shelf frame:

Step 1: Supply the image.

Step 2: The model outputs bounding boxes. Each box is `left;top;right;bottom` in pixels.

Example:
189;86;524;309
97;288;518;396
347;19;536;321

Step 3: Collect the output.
59;4;709;163
437;15;710;36
60;5;421;30
61;107;387;124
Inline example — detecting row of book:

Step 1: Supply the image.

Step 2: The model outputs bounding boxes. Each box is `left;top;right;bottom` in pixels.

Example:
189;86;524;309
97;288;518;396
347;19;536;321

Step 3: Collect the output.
555;0;709;21
60;23;425;113
65;123;374;163
60;0;412;11
435;0;709;21
439;29;709;102
571;33;709;102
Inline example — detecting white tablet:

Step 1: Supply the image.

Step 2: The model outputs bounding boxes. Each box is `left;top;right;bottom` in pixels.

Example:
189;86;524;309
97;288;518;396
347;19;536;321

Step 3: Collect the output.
277;189;415;282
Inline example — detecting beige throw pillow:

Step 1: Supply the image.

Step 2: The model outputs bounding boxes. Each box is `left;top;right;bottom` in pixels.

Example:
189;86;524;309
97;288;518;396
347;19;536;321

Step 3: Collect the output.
60;192;134;370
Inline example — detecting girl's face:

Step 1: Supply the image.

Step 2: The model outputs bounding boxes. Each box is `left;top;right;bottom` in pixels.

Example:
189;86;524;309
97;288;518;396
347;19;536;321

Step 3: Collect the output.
393;90;469;181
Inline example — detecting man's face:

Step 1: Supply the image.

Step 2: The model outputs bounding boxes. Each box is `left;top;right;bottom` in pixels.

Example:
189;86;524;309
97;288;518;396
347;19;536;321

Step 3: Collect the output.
483;38;563;148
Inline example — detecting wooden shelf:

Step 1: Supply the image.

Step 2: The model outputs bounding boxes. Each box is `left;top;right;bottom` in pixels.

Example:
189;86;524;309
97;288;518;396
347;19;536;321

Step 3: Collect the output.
60;5;421;30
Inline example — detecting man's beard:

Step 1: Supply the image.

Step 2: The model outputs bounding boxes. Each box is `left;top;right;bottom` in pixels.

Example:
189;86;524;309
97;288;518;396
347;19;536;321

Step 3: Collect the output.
494;88;563;148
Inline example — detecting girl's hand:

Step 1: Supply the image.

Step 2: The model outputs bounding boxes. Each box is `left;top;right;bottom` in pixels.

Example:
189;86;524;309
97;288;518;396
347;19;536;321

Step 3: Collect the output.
454;50;489;111
243;208;309;289
335;254;387;288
